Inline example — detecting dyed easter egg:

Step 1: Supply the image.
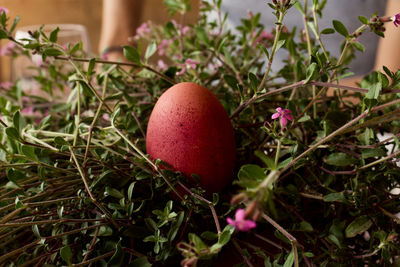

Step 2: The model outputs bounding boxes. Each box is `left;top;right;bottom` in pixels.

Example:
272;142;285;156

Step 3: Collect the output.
146;82;236;192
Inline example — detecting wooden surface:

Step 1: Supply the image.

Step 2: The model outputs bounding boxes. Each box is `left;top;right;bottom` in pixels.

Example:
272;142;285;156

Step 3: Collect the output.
0;0;199;81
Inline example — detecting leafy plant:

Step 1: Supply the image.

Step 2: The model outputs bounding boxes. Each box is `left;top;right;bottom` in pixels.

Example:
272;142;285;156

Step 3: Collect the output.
0;0;399;266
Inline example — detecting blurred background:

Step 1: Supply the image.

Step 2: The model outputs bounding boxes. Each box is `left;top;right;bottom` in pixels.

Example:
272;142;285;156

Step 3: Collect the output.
0;0;199;81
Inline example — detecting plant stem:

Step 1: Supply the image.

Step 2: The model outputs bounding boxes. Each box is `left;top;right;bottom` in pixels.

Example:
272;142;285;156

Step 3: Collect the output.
284;111;368;172
55;55;176;85
110;122;185;202
0;239;41;262
69;146;119;229
274;139;281;167
262;213;299;267
257;11;285;92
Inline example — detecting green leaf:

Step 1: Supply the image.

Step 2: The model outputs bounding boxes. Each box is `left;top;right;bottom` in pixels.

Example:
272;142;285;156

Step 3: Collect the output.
305;62;318;84
352;42;365;52
332;20;349;38
32;224;41;238
224;75;239;90
345;215;373;238
248;72;259;93
54;136;70;146
218;225;234;246
358;16;369;25
320;28;335;34
123;45;141;64
238;164;266;181
323;192;347;203
87;58;96;75
0;29;8;39
60;246;72;266
21;145;38;161
258;43;270;60
325;152;357;166
254;150;276;170
13;110;24;133
361;148;387;159
129;257;152;267
127;182;136;201
10;16;21;34
105;187;124;199
275;40;286;52
108;239;124;267
5;127;20;140
145;41;157;60
43;48;64;57
283;249;294;267
49;27;59;42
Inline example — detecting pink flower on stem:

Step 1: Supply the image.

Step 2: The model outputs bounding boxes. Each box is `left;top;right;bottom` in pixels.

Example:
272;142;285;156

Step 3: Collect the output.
392;13;400;27
180;26;190;36
158;39;173;56
227;209;257;232
253;29;274;46
176;58;199;76
271;107;293;127
157;59;168;71
0;7;8;15
135;22;151;39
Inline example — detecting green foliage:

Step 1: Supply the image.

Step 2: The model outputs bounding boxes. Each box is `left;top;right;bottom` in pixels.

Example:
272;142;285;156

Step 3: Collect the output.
0;0;399;266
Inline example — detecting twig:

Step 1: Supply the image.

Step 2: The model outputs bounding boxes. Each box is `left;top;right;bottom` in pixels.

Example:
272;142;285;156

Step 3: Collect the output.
177;181;221;235
55;55;176;85
262;213;299;267
69;147;119;229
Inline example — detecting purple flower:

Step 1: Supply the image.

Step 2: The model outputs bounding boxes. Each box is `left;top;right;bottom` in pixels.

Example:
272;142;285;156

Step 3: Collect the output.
0;7;8;15
271;107;293;127
392;13;400;27
227;209;257;232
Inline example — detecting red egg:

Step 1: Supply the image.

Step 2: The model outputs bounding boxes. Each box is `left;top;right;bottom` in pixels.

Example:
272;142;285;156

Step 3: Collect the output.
146;82;236;192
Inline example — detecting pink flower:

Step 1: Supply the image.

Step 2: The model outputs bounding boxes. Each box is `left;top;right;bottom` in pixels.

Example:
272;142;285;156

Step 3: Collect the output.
21;107;41;117
176;58;199;76
0;81;13;89
253;29;274;46
0;42;16;56
135;22;151;39
271;107;293;127
157;59;168;71
227;209;256;232
0;7;8;15
180;26;190;36
158;39;172;56
102;113;110;121
392;13;400;27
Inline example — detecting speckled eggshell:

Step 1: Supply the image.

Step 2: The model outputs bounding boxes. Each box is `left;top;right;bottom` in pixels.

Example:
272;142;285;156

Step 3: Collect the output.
146;82;236;192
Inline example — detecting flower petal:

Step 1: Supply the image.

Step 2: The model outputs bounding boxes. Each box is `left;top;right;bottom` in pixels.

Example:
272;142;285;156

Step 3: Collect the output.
271;113;280;120
285;114;293;121
235;209;245;221
227;217;235;226
281;116;287;127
